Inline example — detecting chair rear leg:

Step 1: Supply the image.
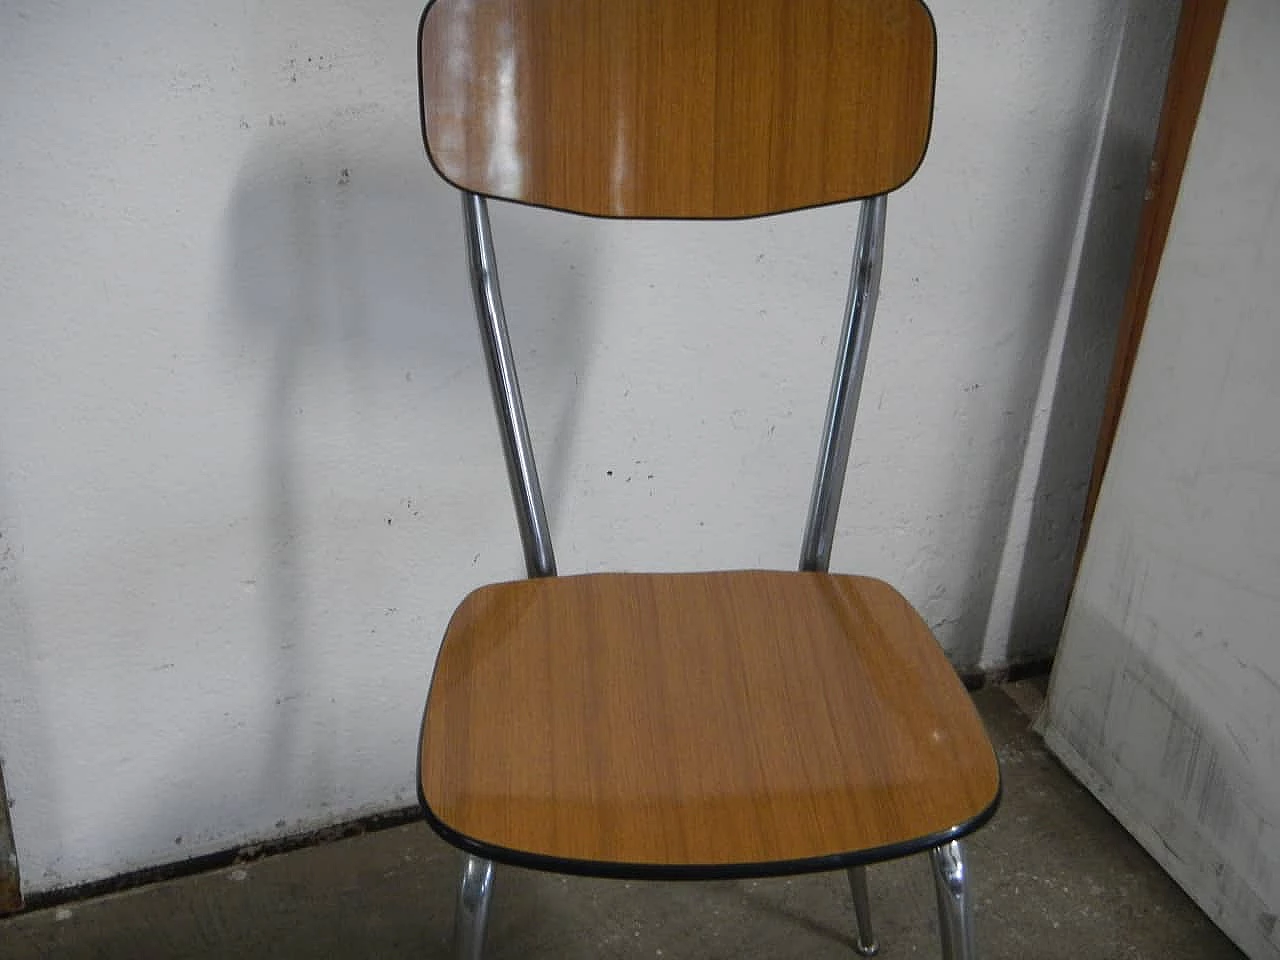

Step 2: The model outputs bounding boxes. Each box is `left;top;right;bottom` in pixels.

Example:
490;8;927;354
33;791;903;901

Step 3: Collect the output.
929;840;976;960
845;865;879;955
453;855;494;960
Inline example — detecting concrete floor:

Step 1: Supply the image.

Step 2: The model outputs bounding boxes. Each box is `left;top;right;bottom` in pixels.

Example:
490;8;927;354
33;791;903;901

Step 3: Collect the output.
1;686;1243;959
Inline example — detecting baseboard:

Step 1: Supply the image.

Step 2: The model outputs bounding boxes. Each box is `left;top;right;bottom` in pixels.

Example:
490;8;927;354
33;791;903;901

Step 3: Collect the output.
959;656;1053;691
13;806;422;917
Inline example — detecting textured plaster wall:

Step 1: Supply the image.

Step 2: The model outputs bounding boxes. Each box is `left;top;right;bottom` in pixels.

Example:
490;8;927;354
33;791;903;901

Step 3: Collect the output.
0;0;1172;891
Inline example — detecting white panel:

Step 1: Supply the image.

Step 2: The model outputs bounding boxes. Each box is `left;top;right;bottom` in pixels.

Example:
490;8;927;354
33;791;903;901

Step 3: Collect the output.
1042;2;1280;956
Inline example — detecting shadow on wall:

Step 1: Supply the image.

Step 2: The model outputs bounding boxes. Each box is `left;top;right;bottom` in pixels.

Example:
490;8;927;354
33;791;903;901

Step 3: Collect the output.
938;110;1106;671
945;0;1178;670
1004;0;1179;667
217;139;592;833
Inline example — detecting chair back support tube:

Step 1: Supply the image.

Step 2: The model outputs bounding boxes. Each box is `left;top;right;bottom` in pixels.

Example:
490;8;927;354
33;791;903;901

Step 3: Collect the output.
463;189;886;580
800;195;888;573
462;192;557;579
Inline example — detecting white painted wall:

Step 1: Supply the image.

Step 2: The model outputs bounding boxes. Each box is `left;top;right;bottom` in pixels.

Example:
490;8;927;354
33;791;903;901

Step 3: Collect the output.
0;0;1172;892
1041;2;1280;957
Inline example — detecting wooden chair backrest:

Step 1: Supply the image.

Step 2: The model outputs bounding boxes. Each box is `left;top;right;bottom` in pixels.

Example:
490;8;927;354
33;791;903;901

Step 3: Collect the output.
419;0;936;218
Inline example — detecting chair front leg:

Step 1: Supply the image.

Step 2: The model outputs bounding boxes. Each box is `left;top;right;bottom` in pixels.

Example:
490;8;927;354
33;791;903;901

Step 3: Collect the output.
453;855;495;960
845;865;879;955
928;840;976;960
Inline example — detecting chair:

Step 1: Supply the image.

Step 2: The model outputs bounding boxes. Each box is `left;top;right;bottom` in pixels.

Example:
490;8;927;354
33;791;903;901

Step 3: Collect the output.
414;1;1000;957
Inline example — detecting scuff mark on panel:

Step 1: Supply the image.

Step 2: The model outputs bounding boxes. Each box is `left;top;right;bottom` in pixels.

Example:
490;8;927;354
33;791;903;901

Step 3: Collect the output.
1044;600;1279;957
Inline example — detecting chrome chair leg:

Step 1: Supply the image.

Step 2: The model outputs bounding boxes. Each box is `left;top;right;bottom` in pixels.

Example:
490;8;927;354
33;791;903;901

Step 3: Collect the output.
845;865;879;956
929;840;976;960
453;855;494;960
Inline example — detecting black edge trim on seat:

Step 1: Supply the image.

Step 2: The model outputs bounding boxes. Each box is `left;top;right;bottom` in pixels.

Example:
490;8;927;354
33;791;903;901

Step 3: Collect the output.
415;714;1001;881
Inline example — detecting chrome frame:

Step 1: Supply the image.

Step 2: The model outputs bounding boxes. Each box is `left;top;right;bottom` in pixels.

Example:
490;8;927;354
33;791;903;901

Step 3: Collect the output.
463;192;557;580
803;196;889;955
464;190;888;583
455;191;558;959
930;841;977;960
456;191;982;959
800;195;888;574
847;864;880;956
453;854;494;960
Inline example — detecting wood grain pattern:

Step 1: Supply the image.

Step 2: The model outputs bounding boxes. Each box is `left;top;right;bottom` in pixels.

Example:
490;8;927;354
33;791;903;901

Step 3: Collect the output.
418;0;936;218
420;571;999;876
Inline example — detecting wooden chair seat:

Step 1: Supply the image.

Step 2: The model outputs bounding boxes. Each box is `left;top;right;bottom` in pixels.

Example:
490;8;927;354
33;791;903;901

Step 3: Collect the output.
420;570;1000;878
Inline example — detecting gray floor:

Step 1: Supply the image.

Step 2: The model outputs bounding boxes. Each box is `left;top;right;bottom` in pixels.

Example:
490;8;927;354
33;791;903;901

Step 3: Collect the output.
1;686;1243;959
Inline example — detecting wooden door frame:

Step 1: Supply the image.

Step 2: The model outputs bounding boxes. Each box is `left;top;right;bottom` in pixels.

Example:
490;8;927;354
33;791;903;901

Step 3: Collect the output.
1076;0;1228;571
1;762;19;913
